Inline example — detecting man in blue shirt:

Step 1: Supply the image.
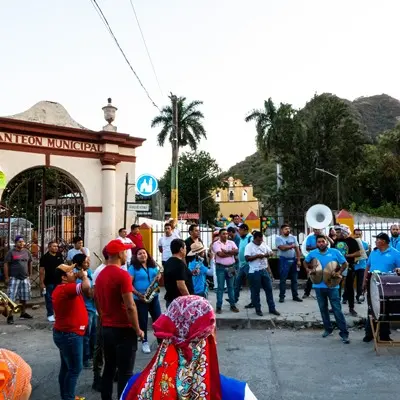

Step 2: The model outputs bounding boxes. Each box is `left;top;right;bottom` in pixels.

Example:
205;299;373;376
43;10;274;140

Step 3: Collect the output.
275;224;302;303
304;235;350;344
389;224;400;251
362;232;400;342
234;224;253;307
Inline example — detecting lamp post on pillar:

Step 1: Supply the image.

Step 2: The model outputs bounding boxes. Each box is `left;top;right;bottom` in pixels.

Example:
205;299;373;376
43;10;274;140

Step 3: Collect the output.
315;168;340;211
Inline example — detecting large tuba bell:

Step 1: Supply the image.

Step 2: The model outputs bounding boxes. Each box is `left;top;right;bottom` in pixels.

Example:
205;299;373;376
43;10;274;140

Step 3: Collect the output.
302;204;333;257
0;290;22;318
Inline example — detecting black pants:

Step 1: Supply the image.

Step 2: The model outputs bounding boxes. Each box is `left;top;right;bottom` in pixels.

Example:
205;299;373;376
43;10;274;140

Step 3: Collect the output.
304;277;313;296
93;317;103;378
101;327;137;400
135;298;162;343
365;312;391;339
343;269;355;310
355;269;365;300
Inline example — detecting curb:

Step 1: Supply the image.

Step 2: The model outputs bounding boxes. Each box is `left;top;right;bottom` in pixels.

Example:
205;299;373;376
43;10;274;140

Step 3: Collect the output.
1;315;366;333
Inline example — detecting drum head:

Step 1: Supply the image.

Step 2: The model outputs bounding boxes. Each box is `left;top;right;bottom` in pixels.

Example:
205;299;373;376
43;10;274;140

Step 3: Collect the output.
369;273;381;320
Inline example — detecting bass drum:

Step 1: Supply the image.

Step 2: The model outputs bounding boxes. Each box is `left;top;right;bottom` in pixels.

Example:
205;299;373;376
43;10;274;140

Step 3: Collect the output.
367;272;400;321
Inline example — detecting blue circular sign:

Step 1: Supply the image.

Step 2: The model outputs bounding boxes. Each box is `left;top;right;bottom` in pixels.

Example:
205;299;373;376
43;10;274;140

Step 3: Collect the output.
136;174;159;197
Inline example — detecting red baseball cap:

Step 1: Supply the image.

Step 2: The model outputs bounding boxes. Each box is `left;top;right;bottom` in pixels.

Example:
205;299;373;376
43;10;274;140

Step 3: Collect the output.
105;239;133;255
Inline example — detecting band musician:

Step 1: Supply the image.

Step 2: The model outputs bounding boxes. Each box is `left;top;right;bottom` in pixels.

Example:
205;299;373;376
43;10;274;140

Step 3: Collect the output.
362;233;400;343
304;235;350;344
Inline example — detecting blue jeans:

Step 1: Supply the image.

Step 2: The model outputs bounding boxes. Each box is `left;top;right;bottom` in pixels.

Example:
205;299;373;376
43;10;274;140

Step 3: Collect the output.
279;257;299;299
248;270;276;312
45;284;55;317
315;288;349;338
216;264;235;308
234;264;251;303
53;330;84;400
84;311;97;365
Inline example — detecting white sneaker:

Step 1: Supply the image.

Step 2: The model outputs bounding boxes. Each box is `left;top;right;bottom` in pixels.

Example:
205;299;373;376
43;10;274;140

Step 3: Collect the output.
142;341;151;354
47;315;55;322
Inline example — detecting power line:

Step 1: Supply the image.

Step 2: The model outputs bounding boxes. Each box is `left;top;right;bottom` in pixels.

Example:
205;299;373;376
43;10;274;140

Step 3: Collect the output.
128;0;164;98
89;0;160;111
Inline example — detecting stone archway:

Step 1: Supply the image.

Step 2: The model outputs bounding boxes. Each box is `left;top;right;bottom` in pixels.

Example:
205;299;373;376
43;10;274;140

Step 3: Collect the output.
0;166;85;288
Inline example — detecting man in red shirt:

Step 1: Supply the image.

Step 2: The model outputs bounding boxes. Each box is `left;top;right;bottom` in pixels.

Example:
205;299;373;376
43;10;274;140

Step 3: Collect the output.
95;239;144;400
52;264;91;400
127;224;144;255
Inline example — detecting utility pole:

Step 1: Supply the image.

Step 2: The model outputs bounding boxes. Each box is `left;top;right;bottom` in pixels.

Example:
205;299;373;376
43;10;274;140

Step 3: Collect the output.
170;93;179;220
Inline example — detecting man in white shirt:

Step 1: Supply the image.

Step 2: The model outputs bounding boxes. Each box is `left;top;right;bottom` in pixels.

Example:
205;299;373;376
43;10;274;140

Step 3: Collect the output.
158;223;175;266
245;231;280;317
117;228;134;271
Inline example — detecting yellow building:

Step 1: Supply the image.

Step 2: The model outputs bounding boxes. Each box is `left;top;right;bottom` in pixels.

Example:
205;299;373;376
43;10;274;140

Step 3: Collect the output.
213;177;260;218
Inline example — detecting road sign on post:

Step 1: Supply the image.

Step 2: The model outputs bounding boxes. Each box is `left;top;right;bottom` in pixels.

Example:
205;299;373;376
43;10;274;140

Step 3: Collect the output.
126;203;150;212
136;174;159;197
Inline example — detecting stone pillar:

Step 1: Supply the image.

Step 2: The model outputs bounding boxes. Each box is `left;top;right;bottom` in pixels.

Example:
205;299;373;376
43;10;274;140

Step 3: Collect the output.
101;162;117;248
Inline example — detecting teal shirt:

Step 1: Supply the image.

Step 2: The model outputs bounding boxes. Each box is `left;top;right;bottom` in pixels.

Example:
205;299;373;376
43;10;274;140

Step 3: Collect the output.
238;234;253;267
367;247;400;273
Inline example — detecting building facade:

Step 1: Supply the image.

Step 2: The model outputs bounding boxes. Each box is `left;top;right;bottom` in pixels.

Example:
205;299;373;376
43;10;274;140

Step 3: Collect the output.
0;99;145;269
213;176;260;218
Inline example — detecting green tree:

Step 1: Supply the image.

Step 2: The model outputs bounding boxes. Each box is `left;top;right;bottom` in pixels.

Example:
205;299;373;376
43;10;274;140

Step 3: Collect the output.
159;151;221;223
151;96;206;218
245;94;366;212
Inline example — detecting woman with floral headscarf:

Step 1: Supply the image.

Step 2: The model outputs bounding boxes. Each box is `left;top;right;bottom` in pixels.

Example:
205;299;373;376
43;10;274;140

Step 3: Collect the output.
0;348;32;400
120;295;257;400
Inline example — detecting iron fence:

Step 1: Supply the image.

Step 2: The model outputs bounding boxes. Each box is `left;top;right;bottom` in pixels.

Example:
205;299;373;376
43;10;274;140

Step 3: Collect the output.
151;225;214;264
353;221;398;247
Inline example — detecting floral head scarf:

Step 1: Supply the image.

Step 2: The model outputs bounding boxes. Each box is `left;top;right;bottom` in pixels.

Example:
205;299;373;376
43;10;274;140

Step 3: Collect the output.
123;295;222;400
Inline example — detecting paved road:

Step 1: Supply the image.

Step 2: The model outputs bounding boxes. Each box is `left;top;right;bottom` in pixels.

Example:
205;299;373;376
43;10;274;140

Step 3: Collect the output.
2;327;400;400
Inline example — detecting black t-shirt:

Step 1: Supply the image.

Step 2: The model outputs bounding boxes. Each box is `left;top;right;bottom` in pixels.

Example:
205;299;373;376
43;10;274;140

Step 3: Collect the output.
163;256;194;302
40;252;64;285
334;238;360;268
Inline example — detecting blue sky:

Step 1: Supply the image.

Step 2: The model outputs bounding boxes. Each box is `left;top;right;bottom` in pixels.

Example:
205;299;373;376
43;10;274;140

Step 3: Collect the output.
1;0;399;178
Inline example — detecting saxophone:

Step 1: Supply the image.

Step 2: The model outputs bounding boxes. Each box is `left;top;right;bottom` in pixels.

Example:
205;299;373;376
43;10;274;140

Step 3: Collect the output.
143;262;163;303
0;290;22;318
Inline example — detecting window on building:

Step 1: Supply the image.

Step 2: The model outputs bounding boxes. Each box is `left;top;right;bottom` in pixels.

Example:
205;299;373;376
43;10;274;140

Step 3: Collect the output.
229;190;234;201
242;190;248;201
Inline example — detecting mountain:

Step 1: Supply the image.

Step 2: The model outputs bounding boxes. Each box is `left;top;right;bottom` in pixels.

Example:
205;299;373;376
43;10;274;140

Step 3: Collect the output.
224;93;400;199
352;94;400;139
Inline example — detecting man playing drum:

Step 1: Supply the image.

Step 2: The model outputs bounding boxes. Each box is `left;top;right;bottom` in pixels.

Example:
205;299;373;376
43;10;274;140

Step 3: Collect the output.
304;235;350;344
362;233;400;342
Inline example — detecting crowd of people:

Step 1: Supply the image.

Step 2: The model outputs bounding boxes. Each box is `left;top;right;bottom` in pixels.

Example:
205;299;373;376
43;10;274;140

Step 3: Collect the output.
2;218;400;399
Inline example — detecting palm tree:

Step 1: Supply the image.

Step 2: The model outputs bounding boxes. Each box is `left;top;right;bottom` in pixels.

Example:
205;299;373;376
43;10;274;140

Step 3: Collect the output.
151;95;206;218
245;97;284;219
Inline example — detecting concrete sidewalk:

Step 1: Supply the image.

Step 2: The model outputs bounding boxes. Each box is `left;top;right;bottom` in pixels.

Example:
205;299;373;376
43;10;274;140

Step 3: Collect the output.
0;286;367;332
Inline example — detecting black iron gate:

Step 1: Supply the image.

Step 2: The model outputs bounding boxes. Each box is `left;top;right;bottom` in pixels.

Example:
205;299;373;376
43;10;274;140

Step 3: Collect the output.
0;167;85;292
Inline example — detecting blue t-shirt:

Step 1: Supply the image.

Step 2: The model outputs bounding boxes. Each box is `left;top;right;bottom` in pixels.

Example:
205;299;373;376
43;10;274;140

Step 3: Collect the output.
128;265;159;300
305;248;346;289
390;237;400;252
121;373;246;400
188;259;209;295
276;235;298;258
305;234;317;250
367;247;400;273
354;240;369;271
238;234;253;267
76;269;96;313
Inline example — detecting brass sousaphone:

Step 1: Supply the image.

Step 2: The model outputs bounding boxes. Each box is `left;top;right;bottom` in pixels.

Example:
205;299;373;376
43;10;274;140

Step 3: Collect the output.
323;261;342;288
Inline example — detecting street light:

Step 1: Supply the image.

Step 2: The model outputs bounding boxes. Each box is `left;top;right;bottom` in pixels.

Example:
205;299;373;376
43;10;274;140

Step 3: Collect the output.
315;168;340;211
198;174;212;224
200;194;215;226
